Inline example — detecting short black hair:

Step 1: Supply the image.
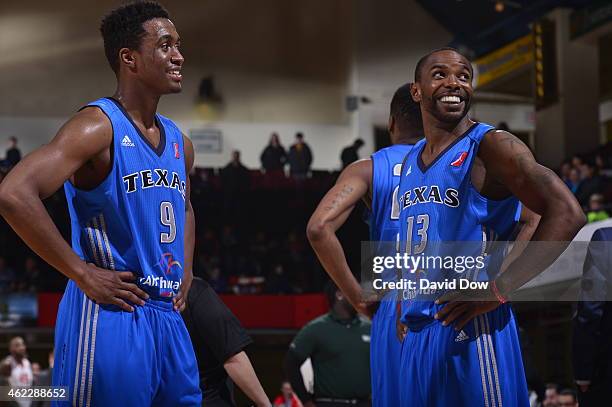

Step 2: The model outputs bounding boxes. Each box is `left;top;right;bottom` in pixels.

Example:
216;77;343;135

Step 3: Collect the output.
100;1;170;73
414;47;472;83
354;138;365;147
296;132;304;139
390;83;423;133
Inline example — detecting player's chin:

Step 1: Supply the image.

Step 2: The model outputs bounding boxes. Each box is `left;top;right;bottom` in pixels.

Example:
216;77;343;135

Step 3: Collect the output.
167;82;182;93
436;109;467;123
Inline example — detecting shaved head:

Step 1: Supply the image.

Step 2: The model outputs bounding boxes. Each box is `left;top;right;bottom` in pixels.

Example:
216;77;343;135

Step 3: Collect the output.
415;47;473;83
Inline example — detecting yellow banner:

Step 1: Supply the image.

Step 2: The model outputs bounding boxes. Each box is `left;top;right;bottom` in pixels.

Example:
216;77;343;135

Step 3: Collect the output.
474;35;533;88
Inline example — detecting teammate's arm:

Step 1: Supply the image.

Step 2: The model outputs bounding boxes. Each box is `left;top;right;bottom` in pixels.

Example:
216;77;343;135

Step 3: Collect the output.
306;159;373;316
0;108;149;312
224;351;271;407
174;134;195;312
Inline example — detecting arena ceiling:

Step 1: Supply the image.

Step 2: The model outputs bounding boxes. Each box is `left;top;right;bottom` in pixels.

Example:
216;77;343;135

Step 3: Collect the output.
417;0;592;58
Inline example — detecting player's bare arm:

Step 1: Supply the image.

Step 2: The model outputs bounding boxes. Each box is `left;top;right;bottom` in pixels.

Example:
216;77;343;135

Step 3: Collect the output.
481;130;585;289
307;159;373;316
436;130;585;329
0;107;149;312
224;351;271;407
174;134;195;312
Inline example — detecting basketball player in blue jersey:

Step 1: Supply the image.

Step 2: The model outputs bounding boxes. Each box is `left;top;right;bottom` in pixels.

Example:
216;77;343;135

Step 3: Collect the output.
395;48;585;407
0;2;201;406
307;83;422;407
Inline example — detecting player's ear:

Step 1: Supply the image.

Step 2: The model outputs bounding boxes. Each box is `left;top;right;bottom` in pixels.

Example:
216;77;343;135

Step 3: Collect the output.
388;115;395;135
119;48;136;71
411;83;422;103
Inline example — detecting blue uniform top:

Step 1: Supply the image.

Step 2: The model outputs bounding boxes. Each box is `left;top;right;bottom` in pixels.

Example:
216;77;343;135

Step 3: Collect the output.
397;122;520;326
368;144;414;286
369;144;415;242
64;97;187;301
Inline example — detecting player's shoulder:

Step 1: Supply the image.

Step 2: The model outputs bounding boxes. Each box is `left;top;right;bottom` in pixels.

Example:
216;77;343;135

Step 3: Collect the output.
479;128;530;160
338;158;372;181
53;106;112;149
302;313;332;330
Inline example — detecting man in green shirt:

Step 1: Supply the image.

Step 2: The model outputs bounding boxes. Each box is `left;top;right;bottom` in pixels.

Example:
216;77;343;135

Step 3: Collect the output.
285;281;371;407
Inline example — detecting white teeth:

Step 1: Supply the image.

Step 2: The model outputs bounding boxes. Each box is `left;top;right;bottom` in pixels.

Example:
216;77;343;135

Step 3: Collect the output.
440;96;461;103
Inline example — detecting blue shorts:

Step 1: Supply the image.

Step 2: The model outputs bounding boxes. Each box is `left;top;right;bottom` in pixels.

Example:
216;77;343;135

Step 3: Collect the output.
52;280;202;406
370;295;402;407
399;304;529;407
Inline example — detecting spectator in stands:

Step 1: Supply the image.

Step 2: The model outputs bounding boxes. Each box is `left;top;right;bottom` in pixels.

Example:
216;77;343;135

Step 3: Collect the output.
183;277;270;407
573;227;612;406
560;160;572;187
576;161;604;207
340;139;365;169
542;383;560;407
587;193;609;223
32;350;53;407
568;167;582;194
265;263;292;294
557;389;578;407
571;154;584;170
5;136;21;167
288;133;312;180
0;337;34;397
284;280;371;407
595;152;609;173
273;381;303;407
34;349;53;386
221;150;250;220
207;266;227;293
0;256;16;293
261;133;287;174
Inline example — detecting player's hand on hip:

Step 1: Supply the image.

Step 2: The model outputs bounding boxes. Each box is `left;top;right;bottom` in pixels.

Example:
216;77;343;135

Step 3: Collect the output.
434;288;500;331
76;263;149;312
172;269;193;312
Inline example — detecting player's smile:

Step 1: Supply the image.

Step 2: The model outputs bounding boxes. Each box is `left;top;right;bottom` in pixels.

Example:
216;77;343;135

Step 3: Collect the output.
167;66;182;82
435;92;467;113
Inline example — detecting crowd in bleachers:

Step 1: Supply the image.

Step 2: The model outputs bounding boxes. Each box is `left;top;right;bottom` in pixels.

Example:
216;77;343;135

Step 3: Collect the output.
557;143;612;223
0;133;369;295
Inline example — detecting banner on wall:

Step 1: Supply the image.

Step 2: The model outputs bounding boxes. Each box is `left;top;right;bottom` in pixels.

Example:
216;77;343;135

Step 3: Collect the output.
473;35;533;89
190;128;223;154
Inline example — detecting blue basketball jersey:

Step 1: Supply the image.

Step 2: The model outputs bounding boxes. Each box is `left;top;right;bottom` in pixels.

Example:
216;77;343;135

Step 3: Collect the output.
368;144;413;407
397;122;521;324
64;97;187;300
369;144;414;242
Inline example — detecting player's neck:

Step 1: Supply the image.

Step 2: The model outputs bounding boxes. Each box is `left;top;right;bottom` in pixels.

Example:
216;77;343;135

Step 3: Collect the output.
112;84;161;129
422;116;474;151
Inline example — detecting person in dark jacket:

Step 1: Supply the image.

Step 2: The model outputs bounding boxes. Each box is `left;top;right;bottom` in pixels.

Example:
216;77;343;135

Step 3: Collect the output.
260;133;287;173
287;133;312;180
340;139;364;169
221;150;250;220
572;227;612;406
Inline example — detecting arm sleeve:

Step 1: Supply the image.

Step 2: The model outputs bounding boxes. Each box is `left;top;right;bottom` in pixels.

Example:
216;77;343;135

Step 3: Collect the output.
190;284;253;362
573;228;610;381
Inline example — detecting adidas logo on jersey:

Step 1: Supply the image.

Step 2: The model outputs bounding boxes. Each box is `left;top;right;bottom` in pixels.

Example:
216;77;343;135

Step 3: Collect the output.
455;330;469;342
405;165;412;176
121;135;135;147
